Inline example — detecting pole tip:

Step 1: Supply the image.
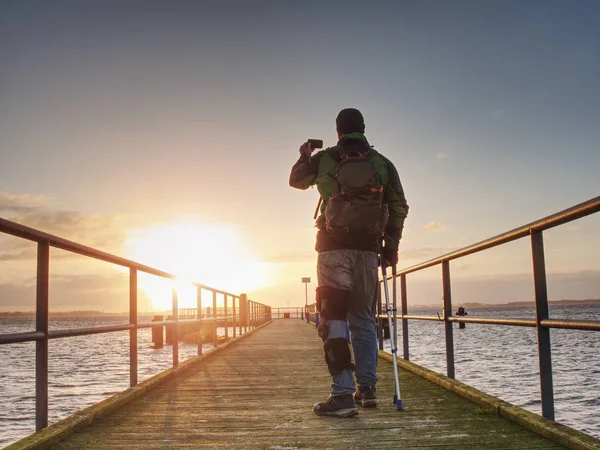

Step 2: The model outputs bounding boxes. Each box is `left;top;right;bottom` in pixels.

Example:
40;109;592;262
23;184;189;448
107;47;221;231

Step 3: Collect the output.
396;399;404;410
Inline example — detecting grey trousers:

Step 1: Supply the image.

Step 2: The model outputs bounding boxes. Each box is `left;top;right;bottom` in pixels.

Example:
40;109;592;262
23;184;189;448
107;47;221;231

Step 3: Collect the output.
317;249;379;395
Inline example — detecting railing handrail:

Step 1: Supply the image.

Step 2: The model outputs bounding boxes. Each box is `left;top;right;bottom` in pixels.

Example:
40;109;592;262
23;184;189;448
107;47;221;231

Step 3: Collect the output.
390;195;600;278
0;217;273;437
372;195;600;424
304;195;600;428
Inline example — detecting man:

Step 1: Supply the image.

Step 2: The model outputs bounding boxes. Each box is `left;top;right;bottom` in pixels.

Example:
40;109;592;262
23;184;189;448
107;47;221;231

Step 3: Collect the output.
289;108;409;417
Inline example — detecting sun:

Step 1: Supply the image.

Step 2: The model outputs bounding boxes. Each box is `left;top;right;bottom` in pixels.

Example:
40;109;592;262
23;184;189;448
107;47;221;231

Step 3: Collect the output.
123;220;274;310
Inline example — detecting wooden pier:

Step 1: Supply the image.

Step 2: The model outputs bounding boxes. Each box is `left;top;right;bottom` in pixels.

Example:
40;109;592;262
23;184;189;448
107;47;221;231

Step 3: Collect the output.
26;319;576;449
3;198;600;449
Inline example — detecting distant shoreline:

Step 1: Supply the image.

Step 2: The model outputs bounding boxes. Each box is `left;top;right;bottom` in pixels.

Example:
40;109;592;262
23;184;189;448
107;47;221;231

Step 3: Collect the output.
0;310;161;317
1;299;599;316
409;299;600;310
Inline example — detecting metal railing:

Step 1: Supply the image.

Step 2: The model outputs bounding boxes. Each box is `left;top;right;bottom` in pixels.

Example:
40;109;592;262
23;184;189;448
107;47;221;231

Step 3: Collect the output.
272;307;306;319
305;303;319;326
0;217;272;432
373;195;600;421
301;196;600;421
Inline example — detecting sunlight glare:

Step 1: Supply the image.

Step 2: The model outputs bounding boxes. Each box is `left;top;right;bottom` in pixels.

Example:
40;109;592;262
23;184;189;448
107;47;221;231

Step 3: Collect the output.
124;220;274;310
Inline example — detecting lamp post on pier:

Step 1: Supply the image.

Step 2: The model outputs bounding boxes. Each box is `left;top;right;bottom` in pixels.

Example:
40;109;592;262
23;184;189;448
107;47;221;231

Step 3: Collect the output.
302;277;311;321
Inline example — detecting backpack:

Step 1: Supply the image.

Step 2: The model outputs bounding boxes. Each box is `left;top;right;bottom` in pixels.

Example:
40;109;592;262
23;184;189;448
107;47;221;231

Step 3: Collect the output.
324;147;389;238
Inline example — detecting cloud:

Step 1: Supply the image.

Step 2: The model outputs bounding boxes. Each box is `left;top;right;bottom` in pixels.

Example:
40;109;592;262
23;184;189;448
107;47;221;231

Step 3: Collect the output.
0;272;154;312
436;152;449;160
0;191;125;258
0;238;36;261
0;192;50;213
422;221;447;232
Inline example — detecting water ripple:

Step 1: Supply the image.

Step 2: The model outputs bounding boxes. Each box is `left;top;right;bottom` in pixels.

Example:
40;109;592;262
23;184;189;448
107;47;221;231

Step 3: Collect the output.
382;304;600;440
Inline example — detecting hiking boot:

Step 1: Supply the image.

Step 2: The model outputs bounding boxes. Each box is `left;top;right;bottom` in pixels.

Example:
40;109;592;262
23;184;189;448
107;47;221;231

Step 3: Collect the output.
313;393;358;417
354;385;377;407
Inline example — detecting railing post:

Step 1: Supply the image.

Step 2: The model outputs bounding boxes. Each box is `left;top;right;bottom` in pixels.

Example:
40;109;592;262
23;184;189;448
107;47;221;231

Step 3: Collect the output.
224;295;229;340
172;288;179;367
36;241;49;431
129;268;138;387
442;260;455;379
240;293;248;333
197;287;203;355
400;274;409;360
531;229;555;420
233;296;237;338
213;291;218;345
248;301;251;328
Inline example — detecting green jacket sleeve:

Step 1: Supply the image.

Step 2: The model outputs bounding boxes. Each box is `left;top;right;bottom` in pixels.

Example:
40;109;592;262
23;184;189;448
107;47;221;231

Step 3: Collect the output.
381;154;409;241
289;152;323;190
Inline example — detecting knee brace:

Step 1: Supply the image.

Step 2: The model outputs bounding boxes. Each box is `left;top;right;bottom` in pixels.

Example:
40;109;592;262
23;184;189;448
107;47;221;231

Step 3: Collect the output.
324;338;355;375
316;286;349;321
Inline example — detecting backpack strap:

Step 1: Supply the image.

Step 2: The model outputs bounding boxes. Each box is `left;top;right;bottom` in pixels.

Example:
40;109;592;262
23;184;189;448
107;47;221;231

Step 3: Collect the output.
338;145;373;160
327;146;347;161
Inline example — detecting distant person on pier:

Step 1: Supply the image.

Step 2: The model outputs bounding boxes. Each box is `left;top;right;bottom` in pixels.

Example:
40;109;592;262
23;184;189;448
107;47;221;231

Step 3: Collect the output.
289;108;409;417
456;306;467;329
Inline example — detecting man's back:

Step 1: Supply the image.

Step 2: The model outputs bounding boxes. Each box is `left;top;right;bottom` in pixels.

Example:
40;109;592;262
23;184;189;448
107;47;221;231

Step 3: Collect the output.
290;132;408;255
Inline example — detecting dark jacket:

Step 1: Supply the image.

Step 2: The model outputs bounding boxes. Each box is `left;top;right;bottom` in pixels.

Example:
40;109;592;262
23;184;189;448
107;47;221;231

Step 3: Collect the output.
289;134;408;253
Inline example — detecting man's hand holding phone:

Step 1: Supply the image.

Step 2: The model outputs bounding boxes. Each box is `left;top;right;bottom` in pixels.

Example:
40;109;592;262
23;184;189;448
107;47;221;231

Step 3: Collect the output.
299;139;323;157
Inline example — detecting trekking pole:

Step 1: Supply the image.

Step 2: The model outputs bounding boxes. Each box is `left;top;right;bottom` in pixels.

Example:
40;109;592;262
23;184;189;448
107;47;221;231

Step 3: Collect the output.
379;247;403;410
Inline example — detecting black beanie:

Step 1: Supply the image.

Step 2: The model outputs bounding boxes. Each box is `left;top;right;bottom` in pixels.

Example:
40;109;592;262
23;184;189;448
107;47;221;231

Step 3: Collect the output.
336;108;365;135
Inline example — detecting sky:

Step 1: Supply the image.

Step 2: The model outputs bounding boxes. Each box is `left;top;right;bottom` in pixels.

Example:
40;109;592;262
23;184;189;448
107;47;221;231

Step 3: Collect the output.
1;0;599;312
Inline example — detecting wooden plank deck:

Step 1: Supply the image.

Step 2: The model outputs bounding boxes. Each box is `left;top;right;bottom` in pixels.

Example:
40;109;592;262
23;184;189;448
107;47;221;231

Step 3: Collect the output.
50;320;564;449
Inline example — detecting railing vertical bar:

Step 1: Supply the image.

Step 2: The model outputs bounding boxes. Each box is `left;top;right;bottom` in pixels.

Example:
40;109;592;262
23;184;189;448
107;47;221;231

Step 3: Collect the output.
212;291;218;344
233;296;237;338
531;229;555;420
442;260;455;379
400;274;409;360
197;287;203;355
129;268;138;387
172;288;179;367
224;295;229;340
240;293;246;333
35;241;49;432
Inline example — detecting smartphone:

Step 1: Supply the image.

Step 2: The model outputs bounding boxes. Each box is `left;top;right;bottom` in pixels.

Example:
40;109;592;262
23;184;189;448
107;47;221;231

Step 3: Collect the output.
307;139;323;149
